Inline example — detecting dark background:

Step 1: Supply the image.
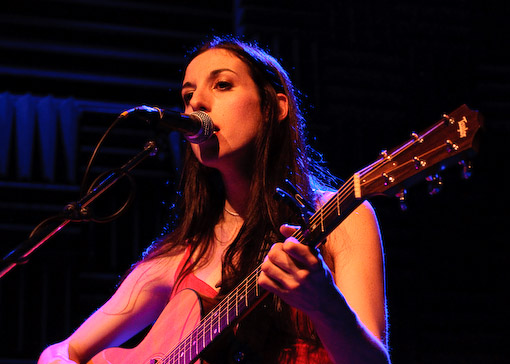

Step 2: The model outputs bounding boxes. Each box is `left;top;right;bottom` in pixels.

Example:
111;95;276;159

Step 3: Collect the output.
0;1;508;363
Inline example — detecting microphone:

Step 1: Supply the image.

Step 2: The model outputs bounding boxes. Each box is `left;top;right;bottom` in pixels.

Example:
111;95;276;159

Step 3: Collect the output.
120;105;214;144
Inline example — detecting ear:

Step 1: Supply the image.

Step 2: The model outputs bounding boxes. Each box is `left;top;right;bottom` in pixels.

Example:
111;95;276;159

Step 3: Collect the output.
276;93;289;122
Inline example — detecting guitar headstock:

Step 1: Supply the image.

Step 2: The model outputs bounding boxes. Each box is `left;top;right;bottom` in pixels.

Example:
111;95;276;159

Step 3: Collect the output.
356;104;483;199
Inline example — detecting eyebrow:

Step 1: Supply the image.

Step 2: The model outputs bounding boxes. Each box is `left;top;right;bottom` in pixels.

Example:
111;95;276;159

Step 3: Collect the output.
181;68;238;90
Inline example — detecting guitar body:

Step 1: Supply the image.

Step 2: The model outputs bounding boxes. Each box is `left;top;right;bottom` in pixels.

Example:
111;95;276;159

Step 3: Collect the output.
88;289;203;364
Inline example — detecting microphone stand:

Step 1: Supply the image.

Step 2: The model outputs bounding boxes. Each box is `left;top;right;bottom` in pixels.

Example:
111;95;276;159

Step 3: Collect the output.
0;140;158;279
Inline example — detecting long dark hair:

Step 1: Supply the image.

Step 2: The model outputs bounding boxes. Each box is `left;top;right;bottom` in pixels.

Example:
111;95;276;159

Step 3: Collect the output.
143;36;336;293
137;35;338;362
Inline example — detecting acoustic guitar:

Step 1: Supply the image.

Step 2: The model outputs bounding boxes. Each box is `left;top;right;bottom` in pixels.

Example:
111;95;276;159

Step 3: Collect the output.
89;104;482;364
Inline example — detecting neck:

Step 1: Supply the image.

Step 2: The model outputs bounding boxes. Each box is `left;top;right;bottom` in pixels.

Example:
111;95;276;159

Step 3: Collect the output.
220;169;251;218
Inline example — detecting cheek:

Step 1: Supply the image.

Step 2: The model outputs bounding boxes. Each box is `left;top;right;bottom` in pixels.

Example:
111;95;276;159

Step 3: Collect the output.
241;96;264;129
221;96;263;137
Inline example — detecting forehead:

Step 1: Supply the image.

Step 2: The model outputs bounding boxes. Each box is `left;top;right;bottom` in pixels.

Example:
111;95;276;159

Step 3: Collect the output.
183;48;250;80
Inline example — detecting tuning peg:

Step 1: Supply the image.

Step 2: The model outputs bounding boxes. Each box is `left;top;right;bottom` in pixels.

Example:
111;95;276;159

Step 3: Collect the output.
445;139;459;153
413;156;427;169
380;149;391;160
442;113;455;125
382;172;395;186
459;160;473;180
395;189;408;211
426;174;443;195
411;132;423;143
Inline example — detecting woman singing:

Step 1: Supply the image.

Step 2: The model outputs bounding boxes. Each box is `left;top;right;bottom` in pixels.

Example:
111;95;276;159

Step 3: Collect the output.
38;36;390;364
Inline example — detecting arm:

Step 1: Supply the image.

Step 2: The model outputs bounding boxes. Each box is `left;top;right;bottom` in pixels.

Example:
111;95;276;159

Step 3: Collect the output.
258;201;390;363
38;256;179;364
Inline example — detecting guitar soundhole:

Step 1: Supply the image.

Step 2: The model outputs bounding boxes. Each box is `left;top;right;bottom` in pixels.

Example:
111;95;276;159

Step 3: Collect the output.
150;359;158;364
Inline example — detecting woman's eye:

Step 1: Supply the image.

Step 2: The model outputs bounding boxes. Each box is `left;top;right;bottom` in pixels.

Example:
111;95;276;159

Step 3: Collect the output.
215;81;232;90
182;92;193;104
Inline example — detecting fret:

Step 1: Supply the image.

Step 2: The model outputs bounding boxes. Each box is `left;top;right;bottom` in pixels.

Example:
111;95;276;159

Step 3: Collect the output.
353;173;361;198
182;335;187;364
179;344;185;364
336;192;340;216
190;330;197;361
172;345;178;364
238;290;244;312
220;303;228;331
320;203;324;233
187;334;192;363
184;338;189;364
227;293;237;322
217;308;221;334
248;284;257;307
196;328;203;353
226;290;230;324
211;310;220;341
208;314;213;342
181;338;187;364
235;286;239;317
244;280;248;307
200;321;205;352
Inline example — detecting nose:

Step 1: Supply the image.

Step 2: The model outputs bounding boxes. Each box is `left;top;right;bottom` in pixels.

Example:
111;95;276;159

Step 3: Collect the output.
188;88;210;112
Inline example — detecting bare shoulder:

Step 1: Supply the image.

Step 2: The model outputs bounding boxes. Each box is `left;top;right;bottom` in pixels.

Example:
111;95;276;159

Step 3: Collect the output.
317;190;381;264
122;248;188;298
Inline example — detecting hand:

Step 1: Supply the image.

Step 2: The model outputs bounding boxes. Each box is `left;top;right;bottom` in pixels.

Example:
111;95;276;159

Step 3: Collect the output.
258;224;338;316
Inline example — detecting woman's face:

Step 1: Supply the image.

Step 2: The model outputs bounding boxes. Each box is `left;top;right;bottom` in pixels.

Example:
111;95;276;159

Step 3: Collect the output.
181;48;263;176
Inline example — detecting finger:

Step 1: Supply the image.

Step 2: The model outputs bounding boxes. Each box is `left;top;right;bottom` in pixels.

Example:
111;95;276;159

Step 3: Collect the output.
266;242;303;274
279;224;299;238
259;271;288;296
260;259;294;291
282;239;320;269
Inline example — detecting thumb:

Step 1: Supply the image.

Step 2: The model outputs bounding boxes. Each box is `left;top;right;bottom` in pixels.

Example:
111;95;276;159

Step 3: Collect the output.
279;224;300;238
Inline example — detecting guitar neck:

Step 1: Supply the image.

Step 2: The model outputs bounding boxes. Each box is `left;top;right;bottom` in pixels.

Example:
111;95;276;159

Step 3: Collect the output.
164;181;360;364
